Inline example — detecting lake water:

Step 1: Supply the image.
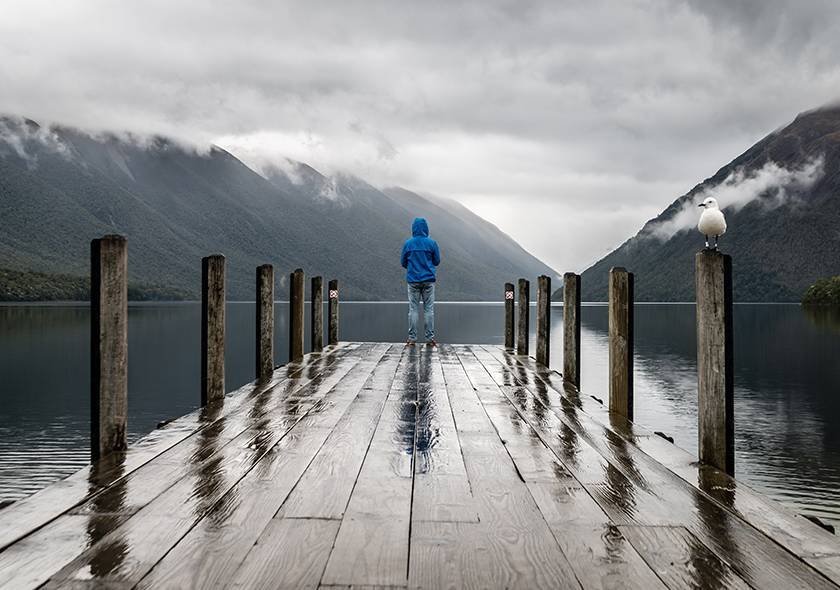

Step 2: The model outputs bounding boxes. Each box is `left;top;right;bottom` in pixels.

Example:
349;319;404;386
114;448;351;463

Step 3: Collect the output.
1;302;838;529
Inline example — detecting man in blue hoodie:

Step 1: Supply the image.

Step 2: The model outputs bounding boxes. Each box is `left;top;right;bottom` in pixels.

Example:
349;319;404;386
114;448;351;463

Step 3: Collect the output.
401;217;441;346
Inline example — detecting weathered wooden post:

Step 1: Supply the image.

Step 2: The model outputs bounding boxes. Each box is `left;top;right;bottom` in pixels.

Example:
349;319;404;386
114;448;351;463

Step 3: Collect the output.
696;250;734;475
328;279;339;346
504;282;515;349
311;276;324;352
517;278;530;355
289;268;305;362
563;273;581;387
536;275;551;366
609;267;633;419
201;255;226;405
255;264;274;381
91;235;128;461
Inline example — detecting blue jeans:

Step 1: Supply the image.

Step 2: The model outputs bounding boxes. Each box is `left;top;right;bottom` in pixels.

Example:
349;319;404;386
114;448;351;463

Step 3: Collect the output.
407;282;435;341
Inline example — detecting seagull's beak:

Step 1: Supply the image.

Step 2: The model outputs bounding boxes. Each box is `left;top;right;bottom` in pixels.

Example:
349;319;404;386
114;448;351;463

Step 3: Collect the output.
698;203;705;208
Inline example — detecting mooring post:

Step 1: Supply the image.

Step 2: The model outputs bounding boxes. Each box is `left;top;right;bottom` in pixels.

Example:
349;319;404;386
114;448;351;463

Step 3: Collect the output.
289;268;305;361
563;272;581;387
255;264;274;382
201;255;226;405
328;279;339;345
517;278;530;355
311;276;324;352
90;235;128;461
536;275;551;366
609;267;634;419
504;282;515;349
696;250;734;475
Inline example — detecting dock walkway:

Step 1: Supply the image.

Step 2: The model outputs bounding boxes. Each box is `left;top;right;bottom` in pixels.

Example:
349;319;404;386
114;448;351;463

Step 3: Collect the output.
1;342;840;589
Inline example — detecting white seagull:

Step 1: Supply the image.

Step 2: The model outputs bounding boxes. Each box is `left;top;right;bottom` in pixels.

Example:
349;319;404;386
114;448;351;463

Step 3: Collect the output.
698;197;727;249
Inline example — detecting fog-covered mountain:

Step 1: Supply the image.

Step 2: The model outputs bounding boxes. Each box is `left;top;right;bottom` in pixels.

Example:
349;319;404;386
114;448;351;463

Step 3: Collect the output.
567;106;840;302
0;117;555;301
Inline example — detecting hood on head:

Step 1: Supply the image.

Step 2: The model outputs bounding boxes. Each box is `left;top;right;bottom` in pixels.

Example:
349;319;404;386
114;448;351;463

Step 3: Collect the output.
412;217;429;237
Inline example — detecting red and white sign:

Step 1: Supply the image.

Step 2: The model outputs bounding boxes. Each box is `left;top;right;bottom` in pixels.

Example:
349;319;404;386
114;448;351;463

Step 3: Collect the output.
505;291;514;300
329;290;339;299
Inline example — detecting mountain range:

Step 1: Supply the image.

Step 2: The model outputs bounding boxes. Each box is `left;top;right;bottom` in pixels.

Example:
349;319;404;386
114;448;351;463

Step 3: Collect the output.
567;106;840;302
0;117;555;301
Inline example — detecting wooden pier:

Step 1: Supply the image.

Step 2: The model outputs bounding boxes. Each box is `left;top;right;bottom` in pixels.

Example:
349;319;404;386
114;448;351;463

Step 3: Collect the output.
1;342;839;588
2;236;840;588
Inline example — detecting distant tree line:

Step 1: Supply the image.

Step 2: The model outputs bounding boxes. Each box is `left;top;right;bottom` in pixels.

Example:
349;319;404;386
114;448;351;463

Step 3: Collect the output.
802;275;840;306
0;268;191;302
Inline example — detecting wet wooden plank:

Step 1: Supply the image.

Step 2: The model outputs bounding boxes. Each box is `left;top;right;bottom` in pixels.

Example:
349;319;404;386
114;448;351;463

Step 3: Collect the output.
472;346;840;590
479;402;574;483
321;348;419;587
279;348;402;519
6;342;840;589
0;351;361;589
619;525;751;590
321;347;430;585
229;518;340;589
70;345;362;518
133;345;394;589
483;344;840;584
321;517;410;588
437;346;494;434
412;346;581;589
528;483;666;590
412;351;478;523
0;344;351;552
0;514;128;588
37;348;376;589
412;475;478;523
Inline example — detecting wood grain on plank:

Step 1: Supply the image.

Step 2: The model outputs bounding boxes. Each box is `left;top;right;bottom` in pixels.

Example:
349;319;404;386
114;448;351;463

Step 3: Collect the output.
280;349;402;519
0;349;359;589
320;349;417;587
133;346;393;590
230;518;340;590
409;520;580;590
473;346;840;590
528;483;666;590
620;525;751;590
0;348;339;552
39;348;375;589
435;347;581;588
482;343;840;583
412;351;478;523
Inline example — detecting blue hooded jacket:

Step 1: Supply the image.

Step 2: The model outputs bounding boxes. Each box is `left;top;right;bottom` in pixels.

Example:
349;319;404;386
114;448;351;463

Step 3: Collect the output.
401;217;441;283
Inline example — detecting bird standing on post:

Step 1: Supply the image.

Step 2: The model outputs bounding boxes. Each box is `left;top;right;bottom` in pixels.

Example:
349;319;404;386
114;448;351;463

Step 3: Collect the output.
698;197;727;249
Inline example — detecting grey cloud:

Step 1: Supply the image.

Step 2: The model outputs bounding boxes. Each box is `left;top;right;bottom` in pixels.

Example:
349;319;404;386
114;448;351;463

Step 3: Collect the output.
1;0;839;272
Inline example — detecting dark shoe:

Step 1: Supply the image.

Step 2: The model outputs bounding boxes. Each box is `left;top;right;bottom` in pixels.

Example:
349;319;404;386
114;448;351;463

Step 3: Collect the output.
427;339;438;348
406;340;416;346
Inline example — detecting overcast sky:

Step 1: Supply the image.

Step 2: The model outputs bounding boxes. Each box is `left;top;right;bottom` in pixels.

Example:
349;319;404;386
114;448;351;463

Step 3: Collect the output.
2;0;840;272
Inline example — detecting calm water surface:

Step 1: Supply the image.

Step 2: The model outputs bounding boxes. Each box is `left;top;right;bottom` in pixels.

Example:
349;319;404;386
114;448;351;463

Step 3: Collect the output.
1;302;838;528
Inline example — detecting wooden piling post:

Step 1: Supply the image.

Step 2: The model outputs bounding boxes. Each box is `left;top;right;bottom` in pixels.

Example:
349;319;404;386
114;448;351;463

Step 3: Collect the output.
504;283;515;349
328;279;339;346
696;250;734;475
289;268;305;362
255;264;274;381
517;278;530;355
609;267;633;419
536;275;551;366
563;273;581;387
201;255;226;405
90;235;128;461
311;276;324;353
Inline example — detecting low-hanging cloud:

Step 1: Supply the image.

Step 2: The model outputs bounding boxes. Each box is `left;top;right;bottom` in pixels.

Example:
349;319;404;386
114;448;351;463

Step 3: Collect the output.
2;1;840;271
0;116;71;166
644;156;825;241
